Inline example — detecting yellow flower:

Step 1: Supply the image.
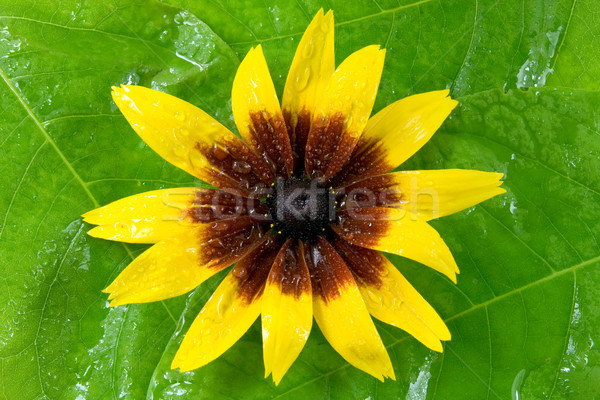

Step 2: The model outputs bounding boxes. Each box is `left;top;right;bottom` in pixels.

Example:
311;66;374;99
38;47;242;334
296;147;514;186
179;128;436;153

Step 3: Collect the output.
83;9;505;385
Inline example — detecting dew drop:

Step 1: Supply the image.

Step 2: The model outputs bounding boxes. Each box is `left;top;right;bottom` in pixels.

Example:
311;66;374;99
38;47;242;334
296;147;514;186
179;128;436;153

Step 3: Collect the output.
172;145;187;159
292;273;304;295
232;160;252;174
295;67;311;91
212;145;228;161
367;290;383;306
302;38;315;59
232;264;248;279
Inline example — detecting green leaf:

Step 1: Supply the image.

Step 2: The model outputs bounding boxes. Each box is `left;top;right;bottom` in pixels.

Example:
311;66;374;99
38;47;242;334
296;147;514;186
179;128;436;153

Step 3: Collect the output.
1;0;599;399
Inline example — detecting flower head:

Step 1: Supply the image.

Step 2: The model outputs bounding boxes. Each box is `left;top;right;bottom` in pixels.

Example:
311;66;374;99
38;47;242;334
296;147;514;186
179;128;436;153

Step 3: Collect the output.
83;9;505;384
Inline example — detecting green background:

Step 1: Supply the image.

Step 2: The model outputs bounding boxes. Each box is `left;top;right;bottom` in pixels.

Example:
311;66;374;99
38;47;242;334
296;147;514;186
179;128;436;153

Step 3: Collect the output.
1;0;599;398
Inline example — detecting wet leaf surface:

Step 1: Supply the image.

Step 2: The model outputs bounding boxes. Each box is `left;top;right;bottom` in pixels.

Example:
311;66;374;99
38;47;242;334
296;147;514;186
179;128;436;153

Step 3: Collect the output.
1;0;599;398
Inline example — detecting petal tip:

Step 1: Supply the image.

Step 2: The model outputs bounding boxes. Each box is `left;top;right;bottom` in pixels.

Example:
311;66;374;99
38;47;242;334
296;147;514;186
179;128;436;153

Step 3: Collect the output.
388;369;396;381
272;375;284;386
170;357;182;371
429;340;444;353
87;226;102;238
441;329;451;342
448;272;458;284
171;354;200;373
81;210;96;222
108;299;123;307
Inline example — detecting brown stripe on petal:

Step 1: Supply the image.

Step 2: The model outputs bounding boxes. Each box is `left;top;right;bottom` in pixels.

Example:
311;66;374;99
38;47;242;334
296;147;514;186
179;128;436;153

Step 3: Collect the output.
337;207;402;221
304;112;346;180
331;214;391;248
189;190;268;222
268;239;311;298
284;108;312;174
328;136;391;187
248;111;293;177
304;236;356;302
337;174;404;209
235;235;284;304
195;136;275;195
198;216;269;270
331;235;386;288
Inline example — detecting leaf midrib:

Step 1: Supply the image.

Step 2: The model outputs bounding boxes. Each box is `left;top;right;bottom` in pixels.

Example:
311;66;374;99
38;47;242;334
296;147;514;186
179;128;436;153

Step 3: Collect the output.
226;0;436;46
0;66;99;208
0;62;179;398
4;47;595;397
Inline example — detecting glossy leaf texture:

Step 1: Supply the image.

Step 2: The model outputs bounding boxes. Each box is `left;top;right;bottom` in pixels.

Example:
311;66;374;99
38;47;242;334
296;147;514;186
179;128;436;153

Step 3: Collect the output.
1;0;599;399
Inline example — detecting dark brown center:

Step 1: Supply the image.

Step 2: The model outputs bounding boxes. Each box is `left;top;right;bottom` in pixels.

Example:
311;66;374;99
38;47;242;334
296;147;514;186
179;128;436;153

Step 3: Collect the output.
266;176;335;241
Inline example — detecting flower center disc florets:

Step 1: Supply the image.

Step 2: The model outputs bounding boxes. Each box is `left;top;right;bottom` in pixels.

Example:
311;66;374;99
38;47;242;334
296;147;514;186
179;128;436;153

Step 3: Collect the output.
266;176;335;241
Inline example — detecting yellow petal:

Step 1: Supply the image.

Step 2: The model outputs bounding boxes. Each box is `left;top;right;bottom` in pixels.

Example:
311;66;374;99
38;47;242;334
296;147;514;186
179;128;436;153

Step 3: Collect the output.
83;188;196;243
305;45;386;180
262;240;312;385
359;260;450;352
333;216;459;283
390;169;506;220
307;237;394;381
340;169;505;221
171;271;262;372
335;240;450;352
232;45;293;175
373;90;458;170
331;90;458;185
313;287;394;381
282;9;334;135
104;231;215;306
172;235;282;372
332;237;449;351
111;85;274;194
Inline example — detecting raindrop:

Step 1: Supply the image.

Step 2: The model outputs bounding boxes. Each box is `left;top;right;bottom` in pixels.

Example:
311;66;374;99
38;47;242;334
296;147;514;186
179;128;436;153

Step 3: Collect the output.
295;67;311;91
302;38;315;59
232;264;248;279
232;161;252;174
212;145;228;161
367;290;383;306
172;145;187;159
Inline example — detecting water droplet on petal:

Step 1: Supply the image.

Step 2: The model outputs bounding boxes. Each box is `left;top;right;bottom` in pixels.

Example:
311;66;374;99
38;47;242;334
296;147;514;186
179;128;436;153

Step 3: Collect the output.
295;67;311;91
302;38;314;59
367;290;383;306
232;264;248;279
232;161;252;174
